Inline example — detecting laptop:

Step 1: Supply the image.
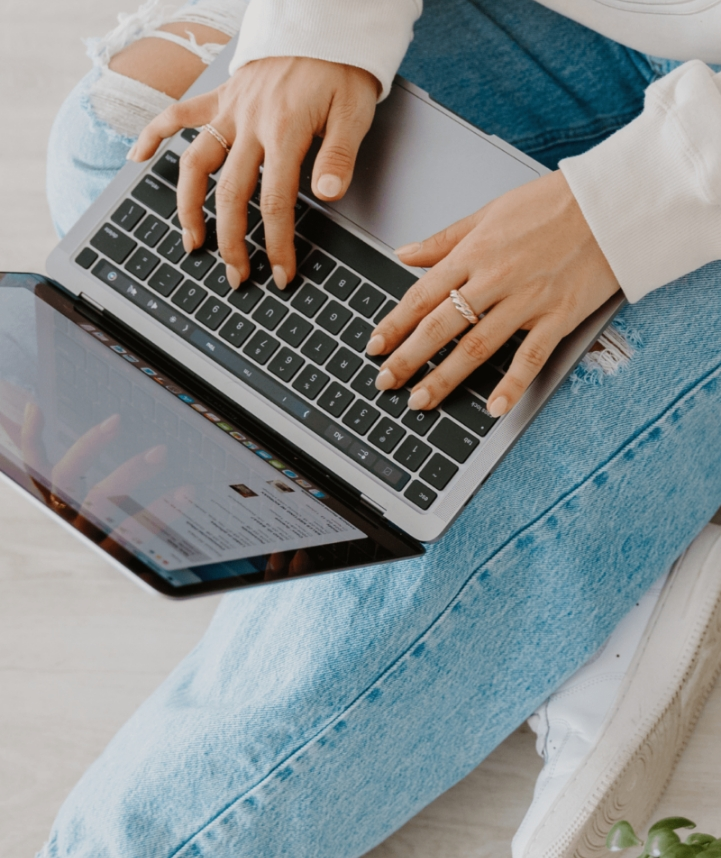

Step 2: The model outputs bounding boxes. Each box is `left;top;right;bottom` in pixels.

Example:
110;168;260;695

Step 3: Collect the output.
0;40;623;598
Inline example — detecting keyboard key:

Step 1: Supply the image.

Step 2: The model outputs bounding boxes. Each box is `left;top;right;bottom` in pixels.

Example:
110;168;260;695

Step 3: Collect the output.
291;282;327;318
428;418;479;463
277;313;312;348
317;382;354;417
125;247;160;280
301;330;336;364
243;331;280;365
350;364;380;400
341;316;373;352
245;204;261;234
181;249;215;281
465;363;503;400
292;365;329;399
294;199;309;221
181;127;199;143
152;150;180;186
326;348;362;383
372;458;410;490
202;218;218;253
219;313;255;348
295;237;312;264
195;296;230;330
147;263;182;296
316;300;351;335
204;190;216;215
90;223;136;264
111;199;146;231
157;230;185;263
251;178;261;205
228;282;263;314
172;280;207;313
342;401;379;435
348;441;377;469
402;408;440;436
489;339;518;371
267;272;303;302
377;388;409;418
324;267;360;301
268;348;305;382
419;453;458;491
205;262;231;296
298;209;417;300
349;282;385;318
374;299;396;324
75;248;98;270
442;389;498;437
134;214;168;248
248;250;271;285
131;175;176;219
300;249;336;284
368;418;406;453
404;481;437;510
431;339;458;365
252;296;288;331
393;437;431;471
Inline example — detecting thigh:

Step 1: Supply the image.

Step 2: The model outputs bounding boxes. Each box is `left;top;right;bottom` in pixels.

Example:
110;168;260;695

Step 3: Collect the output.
400;0;656;167
43;266;721;857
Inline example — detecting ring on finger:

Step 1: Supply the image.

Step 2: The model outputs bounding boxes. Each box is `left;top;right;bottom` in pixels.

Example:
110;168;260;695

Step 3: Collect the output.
449;288;480;326
201;123;231;155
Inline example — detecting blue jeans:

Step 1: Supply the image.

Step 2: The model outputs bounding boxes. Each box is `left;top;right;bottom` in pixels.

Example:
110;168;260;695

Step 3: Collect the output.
41;1;721;856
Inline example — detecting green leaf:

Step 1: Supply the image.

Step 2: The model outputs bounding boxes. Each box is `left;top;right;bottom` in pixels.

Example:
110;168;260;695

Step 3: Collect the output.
646;829;681;857
698;847;721;858
607;821;644;851
657;846;697;858
686;835;716;847
649;819;697;836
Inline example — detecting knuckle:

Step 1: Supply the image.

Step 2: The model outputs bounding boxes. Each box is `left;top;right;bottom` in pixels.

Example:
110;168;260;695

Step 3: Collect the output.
459;331;491;364
319;143;354;174
179;146;203;172
404;283;434;317
418;312;452;344
216;176;243;207
260;189;291;220
521;339;548;372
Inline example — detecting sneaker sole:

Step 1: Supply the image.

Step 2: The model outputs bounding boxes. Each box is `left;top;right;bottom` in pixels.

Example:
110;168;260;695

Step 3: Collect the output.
523;523;721;858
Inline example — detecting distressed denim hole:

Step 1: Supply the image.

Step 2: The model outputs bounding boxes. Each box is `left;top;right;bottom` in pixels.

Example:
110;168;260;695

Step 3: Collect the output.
571;321;641;389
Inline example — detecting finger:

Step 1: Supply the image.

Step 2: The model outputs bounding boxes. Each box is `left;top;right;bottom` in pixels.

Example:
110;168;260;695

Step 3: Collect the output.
311;92;375;201
394;207;484;268
177;125;233;251
130;92;218;162
215;132;264;286
401;300;525;409
261;136;311;287
50;413;121;497
485;320;560;417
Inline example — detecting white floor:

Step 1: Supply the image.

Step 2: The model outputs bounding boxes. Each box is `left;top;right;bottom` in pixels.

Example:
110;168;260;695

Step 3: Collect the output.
1;2;720;856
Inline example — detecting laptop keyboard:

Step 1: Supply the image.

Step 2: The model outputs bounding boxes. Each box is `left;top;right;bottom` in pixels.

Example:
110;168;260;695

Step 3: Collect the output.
74;129;522;511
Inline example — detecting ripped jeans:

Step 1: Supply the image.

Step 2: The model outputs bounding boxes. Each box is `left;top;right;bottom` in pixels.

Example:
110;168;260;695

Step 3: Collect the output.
40;1;721;856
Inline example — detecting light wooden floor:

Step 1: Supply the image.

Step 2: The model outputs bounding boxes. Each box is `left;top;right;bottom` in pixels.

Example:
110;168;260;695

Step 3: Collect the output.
1;2;719;856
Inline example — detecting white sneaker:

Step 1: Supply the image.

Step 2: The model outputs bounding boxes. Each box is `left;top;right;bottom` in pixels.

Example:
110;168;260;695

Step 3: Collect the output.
512;523;721;858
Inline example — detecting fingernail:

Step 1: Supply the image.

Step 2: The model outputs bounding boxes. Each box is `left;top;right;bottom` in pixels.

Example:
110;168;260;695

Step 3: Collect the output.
272;265;287;290
144;445;166;465
395;242;422;257
182;228;195;253
375;368;396;390
100;414;120;433
317;174;343;198
408;388;431;410
126;143;138;161
226;265;241;290
488;396;509;418
366;334;385;356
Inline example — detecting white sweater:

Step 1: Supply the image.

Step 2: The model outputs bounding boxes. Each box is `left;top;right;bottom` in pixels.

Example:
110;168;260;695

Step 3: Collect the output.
229;1;721;303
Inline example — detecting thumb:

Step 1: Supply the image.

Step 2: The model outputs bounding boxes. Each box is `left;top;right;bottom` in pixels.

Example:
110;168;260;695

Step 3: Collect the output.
395;208;483;267
312;94;375;200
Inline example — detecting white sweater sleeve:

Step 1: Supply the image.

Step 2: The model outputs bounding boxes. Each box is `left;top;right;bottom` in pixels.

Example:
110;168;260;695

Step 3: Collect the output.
560;60;721;303
228;0;421;100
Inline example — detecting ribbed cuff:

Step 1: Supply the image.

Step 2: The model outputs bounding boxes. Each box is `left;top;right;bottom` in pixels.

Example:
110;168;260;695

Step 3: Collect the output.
560;60;721;303
228;0;421;100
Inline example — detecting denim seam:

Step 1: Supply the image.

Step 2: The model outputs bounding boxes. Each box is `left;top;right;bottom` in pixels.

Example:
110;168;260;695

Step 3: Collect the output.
171;353;721;858
513;107;643;158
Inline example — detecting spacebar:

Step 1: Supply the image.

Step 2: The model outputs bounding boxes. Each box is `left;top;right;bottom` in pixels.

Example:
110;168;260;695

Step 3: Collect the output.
187;330;410;491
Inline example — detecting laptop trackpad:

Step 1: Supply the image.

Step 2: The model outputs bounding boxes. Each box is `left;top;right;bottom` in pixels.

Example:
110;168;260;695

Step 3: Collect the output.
301;83;542;251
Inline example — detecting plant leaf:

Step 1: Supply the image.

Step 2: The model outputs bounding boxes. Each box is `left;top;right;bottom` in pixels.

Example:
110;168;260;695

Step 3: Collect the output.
686;835;716;847
657;846;696;858
649;819;697;835
607;822;644;851
646;829;681;857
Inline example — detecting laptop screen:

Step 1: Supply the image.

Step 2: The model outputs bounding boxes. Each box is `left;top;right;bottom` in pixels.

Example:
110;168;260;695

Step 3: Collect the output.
0;273;421;597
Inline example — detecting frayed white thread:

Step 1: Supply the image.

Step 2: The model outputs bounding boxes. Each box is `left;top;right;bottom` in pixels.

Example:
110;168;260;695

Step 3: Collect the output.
169;0;249;38
85;0;176;68
89;67;176;138
147;28;226;64
572;322;638;388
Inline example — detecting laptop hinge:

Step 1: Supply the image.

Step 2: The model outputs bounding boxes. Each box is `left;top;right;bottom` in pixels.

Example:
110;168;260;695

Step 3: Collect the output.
79;292;105;314
360;494;386;517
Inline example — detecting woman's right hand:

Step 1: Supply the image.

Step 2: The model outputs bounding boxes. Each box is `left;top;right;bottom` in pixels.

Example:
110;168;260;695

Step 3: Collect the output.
130;56;380;290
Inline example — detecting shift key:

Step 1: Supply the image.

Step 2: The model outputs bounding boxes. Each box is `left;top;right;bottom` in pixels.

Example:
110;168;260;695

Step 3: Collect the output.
131;176;177;219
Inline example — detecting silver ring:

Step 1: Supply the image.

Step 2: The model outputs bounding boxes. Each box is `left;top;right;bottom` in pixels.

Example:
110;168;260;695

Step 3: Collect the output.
449;289;480;326
201;123;231;154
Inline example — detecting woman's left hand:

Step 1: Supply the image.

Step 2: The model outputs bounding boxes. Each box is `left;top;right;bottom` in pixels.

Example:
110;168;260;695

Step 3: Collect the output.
367;171;621;417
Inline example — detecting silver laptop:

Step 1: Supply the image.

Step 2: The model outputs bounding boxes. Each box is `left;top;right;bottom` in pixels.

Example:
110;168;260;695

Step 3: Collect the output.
0;40;622;597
